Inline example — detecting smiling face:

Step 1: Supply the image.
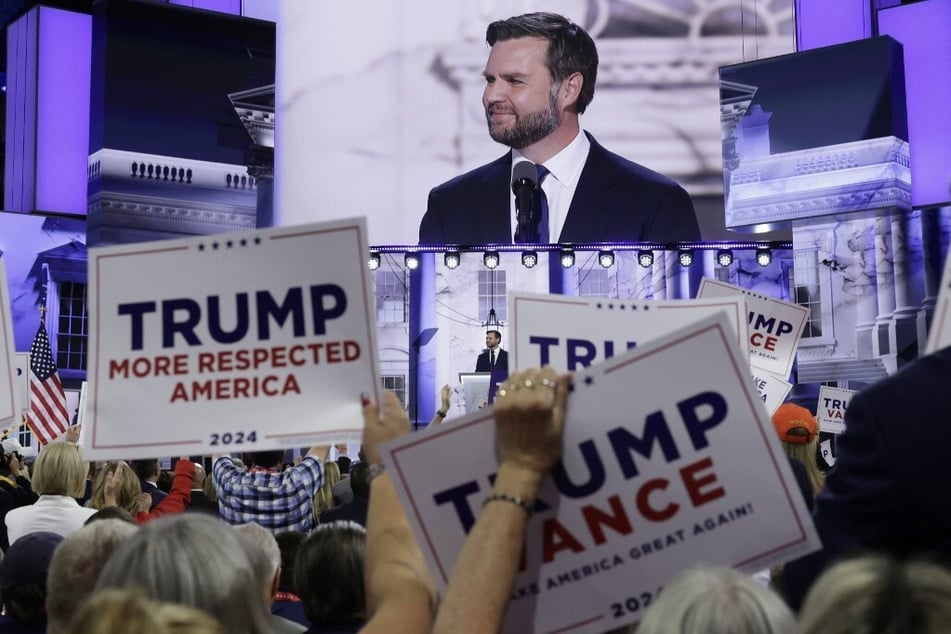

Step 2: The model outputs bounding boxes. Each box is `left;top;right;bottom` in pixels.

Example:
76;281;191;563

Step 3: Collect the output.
482;37;562;150
485;331;501;350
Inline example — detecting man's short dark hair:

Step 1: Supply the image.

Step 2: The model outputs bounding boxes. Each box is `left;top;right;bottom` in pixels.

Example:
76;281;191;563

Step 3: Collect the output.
248;450;286;469
486;329;502;342
486;12;599;114
336;455;352;475
130;459;159;481
350;462;371;498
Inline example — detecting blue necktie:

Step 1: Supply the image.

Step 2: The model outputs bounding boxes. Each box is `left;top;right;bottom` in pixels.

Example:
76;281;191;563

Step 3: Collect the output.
533;164;550;243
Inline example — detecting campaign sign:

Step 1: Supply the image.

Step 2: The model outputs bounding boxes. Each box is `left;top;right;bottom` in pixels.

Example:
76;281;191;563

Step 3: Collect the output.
0;261;18;428
510;292;748;372
926;250;951;354
86;218;379;460
817;385;855;434
382;314;819;634
697;278;808;379
752;370;793;417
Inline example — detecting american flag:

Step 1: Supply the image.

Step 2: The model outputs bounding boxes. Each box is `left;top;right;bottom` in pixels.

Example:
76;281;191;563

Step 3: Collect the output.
26;322;69;445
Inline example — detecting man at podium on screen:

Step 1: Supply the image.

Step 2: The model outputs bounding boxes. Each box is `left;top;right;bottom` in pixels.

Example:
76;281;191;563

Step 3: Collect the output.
418;12;700;246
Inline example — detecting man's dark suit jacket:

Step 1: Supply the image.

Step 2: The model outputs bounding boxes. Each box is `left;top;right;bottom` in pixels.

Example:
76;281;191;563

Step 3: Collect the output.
785;347;951;609
475;348;508;372
319;495;368;528
418;133;700;245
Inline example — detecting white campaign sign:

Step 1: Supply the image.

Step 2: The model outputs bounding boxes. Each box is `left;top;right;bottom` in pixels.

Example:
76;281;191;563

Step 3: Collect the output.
382;314;820;634
0;260;18;428
14;354;29;416
926;250;951;354
816;385;855;434
510;292;748;372
86;218;379;460
697;278;808;379
752;370;794;417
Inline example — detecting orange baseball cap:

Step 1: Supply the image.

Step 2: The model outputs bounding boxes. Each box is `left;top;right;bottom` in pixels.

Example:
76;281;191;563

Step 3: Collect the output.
772;403;818;444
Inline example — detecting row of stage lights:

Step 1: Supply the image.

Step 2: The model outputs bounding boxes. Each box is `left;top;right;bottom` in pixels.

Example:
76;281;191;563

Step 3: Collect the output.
367;247;774;271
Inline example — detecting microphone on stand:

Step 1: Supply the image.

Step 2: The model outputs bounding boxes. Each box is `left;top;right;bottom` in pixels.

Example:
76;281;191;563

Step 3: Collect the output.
511;161;537;241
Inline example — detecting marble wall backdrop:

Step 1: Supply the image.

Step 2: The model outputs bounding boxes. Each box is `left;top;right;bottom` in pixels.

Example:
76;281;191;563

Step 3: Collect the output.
275;0;795;245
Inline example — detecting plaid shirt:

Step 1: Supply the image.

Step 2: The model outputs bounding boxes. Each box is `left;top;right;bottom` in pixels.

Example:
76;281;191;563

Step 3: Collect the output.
213;456;323;533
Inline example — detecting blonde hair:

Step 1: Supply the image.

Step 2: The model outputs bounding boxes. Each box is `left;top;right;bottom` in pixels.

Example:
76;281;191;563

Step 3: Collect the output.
782;437;824;498
798;556;951;634
70;588;223;634
33;441;87;497
313;461;341;522
90;461;143;513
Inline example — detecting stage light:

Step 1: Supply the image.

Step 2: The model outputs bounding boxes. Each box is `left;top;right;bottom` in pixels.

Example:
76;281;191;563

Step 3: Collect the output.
560;248;575;268
678;249;694;267
521;250;538;269
637;250;654;268
483;251;500;269
444;251;461;269
367;252;380;270
756;247;772;267
404;252;420;270
598;250;615;268
716;249;734;267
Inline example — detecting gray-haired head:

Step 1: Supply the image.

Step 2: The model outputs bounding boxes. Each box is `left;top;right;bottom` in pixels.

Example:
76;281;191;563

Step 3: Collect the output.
46;518;139;634
799;555;951;634
234;522;281;602
636;566;794;634
95;513;272;634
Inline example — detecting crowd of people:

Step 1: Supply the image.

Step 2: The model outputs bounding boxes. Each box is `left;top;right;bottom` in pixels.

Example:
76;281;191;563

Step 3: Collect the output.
0;8;947;633
0;353;947;632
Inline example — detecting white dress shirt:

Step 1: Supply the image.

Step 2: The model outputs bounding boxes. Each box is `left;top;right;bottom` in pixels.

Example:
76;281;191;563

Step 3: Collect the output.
510;129;591;243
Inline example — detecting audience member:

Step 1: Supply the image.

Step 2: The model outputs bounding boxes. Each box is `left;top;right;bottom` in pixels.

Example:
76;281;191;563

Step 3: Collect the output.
92;458;194;524
331;448;354;508
186;463;218;515
635;566;795;634
213;446;328;533
332;456;353;506
427;384;453;427
360;392;437;634
0;531;64;631
84;506;137;525
5;438;94;544
95;513;273;634
772;403;823;498
312;461;341;523
0;438;38;550
798;555;951;634
295;521;367;633
273;530;309;627
130;459;167;510
69;588;224;634
319;463;369;528
156;469;174;494
45;518;138;634
234;523;306;634
784;348;951;609
360;368;570;632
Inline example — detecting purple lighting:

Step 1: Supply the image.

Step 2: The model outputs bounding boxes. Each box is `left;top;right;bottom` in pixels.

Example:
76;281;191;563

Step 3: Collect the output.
795;0;872;51
879;0;951;208
36;8;92;215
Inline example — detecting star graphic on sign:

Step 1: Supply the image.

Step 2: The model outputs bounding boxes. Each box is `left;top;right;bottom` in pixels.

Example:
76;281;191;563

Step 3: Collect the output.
584;376;594;386
226;240;233;248
254;237;262;245
198;243;205;251
212;242;219;250
596;303;603;309
608;303;614;310
240;238;247;247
